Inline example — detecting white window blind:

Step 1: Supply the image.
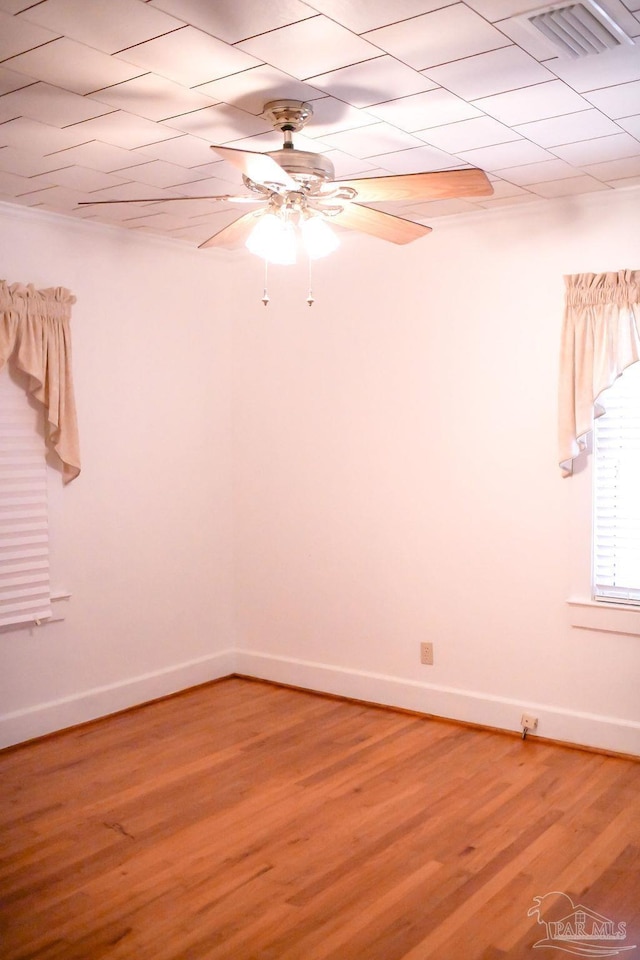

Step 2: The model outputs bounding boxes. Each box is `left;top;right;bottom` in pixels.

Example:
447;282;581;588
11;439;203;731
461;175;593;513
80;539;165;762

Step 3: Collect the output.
0;368;51;627
593;361;640;605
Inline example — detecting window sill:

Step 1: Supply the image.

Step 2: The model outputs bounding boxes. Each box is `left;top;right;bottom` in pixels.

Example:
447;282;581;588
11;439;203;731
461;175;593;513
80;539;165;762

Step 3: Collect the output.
568;598;640;637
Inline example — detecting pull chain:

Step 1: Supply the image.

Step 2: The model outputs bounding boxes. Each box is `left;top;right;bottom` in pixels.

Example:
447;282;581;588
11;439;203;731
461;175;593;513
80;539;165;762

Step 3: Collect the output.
261;258;270;307
306;256;315;307
258;256;320;307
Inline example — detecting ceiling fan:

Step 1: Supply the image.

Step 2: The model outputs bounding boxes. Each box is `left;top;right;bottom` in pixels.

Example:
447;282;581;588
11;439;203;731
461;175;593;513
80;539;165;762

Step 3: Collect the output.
80;99;494;255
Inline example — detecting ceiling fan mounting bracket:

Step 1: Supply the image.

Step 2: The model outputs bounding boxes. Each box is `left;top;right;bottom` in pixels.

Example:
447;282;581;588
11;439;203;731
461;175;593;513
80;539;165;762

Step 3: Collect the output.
262;99;314;133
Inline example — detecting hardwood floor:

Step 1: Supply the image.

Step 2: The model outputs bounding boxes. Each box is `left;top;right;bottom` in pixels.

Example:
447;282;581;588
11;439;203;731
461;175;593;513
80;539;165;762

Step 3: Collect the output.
1;677;638;960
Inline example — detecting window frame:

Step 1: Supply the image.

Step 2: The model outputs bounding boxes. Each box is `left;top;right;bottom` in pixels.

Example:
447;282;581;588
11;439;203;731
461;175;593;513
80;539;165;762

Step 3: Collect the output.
592;362;640;608
566;365;640;637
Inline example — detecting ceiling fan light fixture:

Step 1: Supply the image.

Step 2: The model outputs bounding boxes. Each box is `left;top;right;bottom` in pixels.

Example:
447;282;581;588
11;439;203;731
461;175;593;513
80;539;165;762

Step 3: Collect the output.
246;213;297;265
300;216;340;260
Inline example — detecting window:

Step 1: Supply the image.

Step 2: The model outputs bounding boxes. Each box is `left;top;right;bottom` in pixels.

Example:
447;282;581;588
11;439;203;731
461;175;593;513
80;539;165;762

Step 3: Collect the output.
0;366;52;628
592;362;640;606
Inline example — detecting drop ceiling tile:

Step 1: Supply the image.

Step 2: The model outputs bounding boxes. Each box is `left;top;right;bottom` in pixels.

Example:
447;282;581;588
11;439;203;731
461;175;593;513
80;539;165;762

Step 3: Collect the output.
464;0;550;16
0;146;71;177
0;168;40;196
43;140;154;172
195;66;323;116
128;210;196;232
89;74;216;122
423;46;553;100
129;135;218;168
369;144;460;173
117;211;172;227
494;158;581;185
66;111;179;149
0;66;35;95
476;193;540;210
304;0;457;33
0;82;112;126
299;98;376;137
121;159;207;188
236;16;380;80
30;164;132;192
117;26;261;88
492;15;555;60
308;57;436;109
367;89;480;131
8;185;57;206
618;115;640;137
167;175;245;197
79;202;152;223
582;155;640;180
0;0;43;10
161;103;272;142
5;37;145;96
475;81;590;126
418;116;519;153
608;175;640;190
31;184;113;211
527;176;610;198
322;150;379;177
514;110;624;147
148;0;316;44
458;139;551;170
87;179;186;202
550;133;640;166
18;0;184;55
0;116;91;153
546;46;640;93
0;10;59;59
320;122;426;158
583;81;640;119
363;5;511;71
146;197;244;218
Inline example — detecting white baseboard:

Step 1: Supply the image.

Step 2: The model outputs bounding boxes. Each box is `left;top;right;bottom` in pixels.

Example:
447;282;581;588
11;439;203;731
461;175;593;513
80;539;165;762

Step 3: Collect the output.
235;650;640;757
3;648;639;757
0;649;236;748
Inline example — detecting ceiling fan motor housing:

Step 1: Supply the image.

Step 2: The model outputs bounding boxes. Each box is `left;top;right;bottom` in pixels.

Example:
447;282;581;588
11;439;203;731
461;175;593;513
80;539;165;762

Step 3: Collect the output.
261;100;336;186
267;148;335;186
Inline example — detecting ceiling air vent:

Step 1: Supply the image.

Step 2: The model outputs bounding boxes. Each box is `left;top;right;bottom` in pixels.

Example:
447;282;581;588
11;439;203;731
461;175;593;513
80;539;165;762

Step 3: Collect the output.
523;0;635;58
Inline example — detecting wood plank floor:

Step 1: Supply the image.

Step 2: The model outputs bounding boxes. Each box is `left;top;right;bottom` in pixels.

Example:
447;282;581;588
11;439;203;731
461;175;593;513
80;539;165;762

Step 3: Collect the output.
1;677;638;960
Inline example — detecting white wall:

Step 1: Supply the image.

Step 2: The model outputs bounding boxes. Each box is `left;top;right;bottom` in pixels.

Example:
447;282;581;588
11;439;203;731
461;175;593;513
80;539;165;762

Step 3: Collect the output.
2;190;639;755
232;189;640;755
0;205;237;745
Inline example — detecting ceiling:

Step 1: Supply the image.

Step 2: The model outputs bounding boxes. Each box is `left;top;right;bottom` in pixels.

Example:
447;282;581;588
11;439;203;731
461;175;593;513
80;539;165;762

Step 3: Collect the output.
1;0;639;249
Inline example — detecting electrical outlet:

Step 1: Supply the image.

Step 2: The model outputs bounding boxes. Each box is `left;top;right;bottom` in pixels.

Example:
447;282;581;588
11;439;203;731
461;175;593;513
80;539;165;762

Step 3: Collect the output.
420;642;434;665
521;713;538;731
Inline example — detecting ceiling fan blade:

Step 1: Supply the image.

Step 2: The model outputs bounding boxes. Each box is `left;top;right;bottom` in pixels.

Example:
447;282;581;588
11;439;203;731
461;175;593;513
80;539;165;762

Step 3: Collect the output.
198;210;260;250
335;169;493;203
330;204;431;245
78;194;261;206
211;145;298;191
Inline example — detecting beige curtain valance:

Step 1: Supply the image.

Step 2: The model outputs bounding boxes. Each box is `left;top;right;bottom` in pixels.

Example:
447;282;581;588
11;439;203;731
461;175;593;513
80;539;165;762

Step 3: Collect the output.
0;280;80;483
558;270;640;477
